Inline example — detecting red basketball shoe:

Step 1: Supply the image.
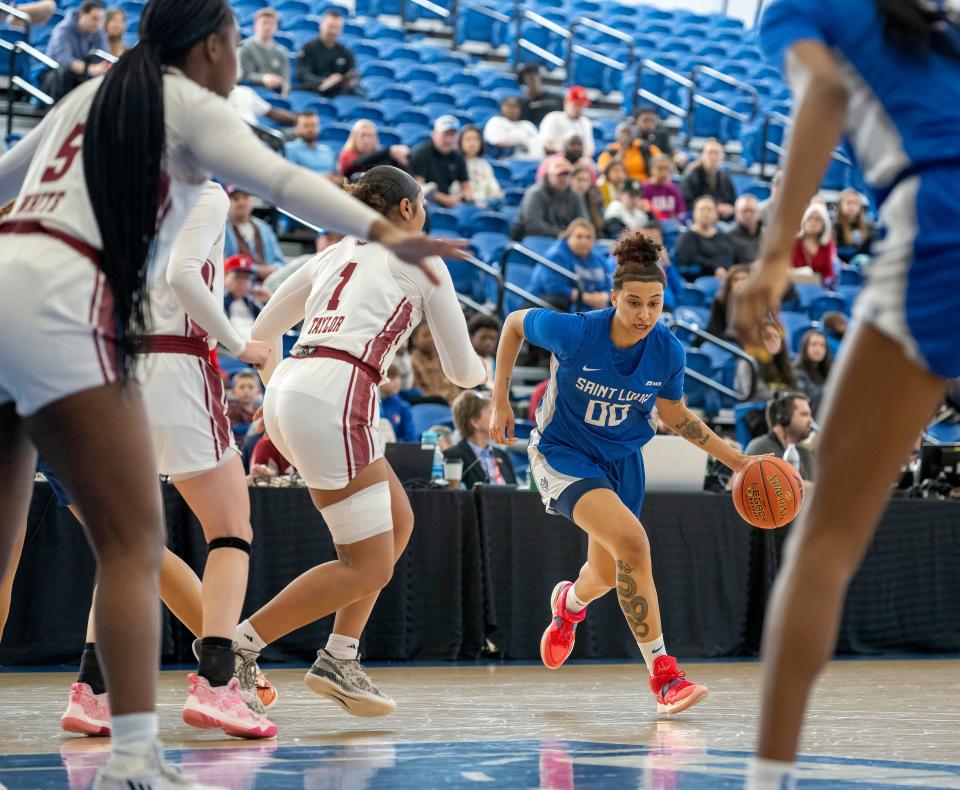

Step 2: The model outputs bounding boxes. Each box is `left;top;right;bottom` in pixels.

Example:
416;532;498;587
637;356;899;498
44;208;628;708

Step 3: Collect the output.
648;655;709;714
540;581;586;669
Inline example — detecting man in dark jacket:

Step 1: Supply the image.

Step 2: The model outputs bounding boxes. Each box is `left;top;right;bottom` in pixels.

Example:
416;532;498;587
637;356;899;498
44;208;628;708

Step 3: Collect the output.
444;392;517;488
296;9;361;97
511;158;586;240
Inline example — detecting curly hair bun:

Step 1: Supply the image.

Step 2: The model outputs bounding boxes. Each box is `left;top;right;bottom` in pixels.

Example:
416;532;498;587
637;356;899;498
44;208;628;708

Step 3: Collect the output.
610;229;666;290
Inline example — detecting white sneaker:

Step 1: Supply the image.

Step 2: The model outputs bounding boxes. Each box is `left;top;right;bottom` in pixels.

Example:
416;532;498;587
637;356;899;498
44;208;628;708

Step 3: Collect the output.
92;742;227;789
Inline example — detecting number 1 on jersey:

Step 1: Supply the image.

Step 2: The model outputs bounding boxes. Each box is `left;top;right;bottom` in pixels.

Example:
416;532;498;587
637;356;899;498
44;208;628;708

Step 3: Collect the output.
327;261;358;310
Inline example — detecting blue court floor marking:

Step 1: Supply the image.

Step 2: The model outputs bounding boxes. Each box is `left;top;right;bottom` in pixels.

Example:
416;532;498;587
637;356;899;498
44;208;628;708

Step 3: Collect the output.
2;739;960;789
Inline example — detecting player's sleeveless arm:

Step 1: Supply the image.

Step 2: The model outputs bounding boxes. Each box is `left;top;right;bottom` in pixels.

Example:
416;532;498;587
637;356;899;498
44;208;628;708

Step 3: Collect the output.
183;98;383;241
522;308;587;359
249;260;313;384
422;260;487;388
166;184;246;356
0;118;48;205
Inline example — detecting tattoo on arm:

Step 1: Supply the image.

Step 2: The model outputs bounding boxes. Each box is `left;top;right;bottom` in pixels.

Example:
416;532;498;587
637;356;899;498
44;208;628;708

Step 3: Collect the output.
675;417;710;447
616;560;650;641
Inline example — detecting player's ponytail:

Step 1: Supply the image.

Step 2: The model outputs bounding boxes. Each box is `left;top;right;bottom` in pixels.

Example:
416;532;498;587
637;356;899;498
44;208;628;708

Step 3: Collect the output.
82;0;232;380
875;0;960;58
610;229;665;290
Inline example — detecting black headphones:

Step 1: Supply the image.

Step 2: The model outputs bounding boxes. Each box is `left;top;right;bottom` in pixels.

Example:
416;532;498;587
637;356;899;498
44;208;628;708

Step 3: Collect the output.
767;391;799;429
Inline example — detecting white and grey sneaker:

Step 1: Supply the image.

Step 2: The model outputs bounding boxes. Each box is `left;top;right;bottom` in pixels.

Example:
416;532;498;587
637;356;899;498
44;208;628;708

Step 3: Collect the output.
304;649;397;717
92;741;227;789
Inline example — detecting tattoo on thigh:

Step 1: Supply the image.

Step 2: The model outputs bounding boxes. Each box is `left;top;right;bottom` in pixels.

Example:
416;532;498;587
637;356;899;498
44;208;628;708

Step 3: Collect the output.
616;560;650;640
675;417;709;446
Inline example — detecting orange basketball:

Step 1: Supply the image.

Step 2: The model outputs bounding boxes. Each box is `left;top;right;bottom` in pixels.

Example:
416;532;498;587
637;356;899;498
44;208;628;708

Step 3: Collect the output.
732;456;804;529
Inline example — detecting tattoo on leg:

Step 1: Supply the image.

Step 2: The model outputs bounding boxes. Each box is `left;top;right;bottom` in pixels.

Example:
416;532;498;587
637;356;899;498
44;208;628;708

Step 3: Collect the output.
675;417;709;446
616;560;650;640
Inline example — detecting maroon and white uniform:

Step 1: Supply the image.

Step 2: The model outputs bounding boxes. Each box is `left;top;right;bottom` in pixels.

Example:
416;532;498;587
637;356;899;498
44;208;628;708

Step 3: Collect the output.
0;70;381;417
138;182;247;478
252;238;486;489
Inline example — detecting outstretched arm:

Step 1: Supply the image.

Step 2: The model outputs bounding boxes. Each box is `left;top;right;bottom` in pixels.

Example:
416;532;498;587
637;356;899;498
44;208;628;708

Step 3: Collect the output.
656;396;749;472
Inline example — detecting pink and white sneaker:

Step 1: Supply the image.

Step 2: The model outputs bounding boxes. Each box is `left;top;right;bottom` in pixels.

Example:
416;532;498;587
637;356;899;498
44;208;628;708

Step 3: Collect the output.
61;683;111;736
182;674;277;739
649;655;709;714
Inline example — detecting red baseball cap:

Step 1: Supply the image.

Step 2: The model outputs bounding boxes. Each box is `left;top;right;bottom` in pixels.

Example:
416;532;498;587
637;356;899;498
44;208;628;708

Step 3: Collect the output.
565;86;591;106
225;254;255;274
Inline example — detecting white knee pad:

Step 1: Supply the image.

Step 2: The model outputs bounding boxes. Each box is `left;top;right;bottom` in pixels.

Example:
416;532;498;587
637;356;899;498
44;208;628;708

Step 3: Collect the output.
319;481;392;545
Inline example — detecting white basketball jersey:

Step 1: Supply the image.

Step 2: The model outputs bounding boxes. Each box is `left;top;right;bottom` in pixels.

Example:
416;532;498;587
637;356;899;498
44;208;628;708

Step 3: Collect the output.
145;182;227;347
7;72;220;286
298;238;441;380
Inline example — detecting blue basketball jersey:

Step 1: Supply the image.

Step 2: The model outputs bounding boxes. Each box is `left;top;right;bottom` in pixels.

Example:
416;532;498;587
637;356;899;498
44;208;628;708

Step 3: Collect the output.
524;309;685;464
761;0;960;207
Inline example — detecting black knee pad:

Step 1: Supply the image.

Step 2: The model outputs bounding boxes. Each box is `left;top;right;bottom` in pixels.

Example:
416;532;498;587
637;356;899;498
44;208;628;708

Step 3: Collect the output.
207;536;252;555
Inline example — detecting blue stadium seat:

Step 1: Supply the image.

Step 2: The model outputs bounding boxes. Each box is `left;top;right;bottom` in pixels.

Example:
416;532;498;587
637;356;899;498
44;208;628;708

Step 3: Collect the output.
734;402;767;449
411;403;453;438
693;276;722;301
428;209;461;234
465;211;511;236
470;232;511;264
926;422;960;445
318;123;352;146
679;284;706;307
445;256;485;302
808;293;848;320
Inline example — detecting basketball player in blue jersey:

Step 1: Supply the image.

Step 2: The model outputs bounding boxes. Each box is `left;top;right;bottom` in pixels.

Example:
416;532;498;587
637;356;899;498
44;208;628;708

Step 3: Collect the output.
734;2;960;787
490;230;756;714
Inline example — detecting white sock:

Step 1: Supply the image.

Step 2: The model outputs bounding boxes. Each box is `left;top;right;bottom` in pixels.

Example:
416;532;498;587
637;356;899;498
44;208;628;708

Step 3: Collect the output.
638;634;667;675
110;712;157;759
746;757;796;790
564;584;588;615
234;619;267;653
325;633;360;660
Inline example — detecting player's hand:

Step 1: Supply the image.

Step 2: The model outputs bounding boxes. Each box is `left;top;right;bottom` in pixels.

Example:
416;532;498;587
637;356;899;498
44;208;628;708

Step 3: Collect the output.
732;260;791;346
250;463;276;478
371;220;468;285
489;397;517;445
239;340;271;369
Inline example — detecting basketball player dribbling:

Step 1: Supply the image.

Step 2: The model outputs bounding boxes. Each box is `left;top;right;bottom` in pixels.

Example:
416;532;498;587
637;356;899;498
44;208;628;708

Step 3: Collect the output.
0;0;462;784
229;167;486;716
736;1;960;788
490;230;759;713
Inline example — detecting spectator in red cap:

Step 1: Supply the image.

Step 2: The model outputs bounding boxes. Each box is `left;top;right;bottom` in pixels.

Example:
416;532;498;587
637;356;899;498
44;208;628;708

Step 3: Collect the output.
223;254;264;337
223;185;287;280
539;86;595;159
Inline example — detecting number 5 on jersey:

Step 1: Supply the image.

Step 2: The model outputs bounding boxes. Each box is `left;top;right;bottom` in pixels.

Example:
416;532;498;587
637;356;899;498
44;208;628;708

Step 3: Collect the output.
584;400;631;427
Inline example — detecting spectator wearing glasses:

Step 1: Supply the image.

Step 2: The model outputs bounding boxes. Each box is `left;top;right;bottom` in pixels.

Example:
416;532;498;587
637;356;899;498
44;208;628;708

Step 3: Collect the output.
444;392;517;488
511;157;586;240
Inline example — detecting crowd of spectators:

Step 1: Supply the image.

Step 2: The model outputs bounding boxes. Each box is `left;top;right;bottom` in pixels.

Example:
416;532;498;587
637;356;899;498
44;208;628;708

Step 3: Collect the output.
12;2;891;491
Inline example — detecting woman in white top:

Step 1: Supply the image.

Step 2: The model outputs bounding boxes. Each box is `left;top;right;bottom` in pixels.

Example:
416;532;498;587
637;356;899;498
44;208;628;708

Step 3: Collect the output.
0;0;462;785
455;125;504;209
235;167;486;716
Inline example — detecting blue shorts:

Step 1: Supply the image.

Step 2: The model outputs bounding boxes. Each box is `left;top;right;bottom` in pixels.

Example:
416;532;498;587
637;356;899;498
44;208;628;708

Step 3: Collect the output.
857;169;960;379
528;439;645;521
37;458;72;507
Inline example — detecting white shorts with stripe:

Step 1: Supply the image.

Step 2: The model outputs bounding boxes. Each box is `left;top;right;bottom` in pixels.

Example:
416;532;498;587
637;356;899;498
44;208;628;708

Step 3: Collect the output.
0;233;117;417
139;348;237;478
262;354;382;490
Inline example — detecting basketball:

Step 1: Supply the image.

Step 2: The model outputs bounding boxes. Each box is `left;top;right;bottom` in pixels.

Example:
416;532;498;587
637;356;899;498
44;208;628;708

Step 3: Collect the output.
732;457;805;529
